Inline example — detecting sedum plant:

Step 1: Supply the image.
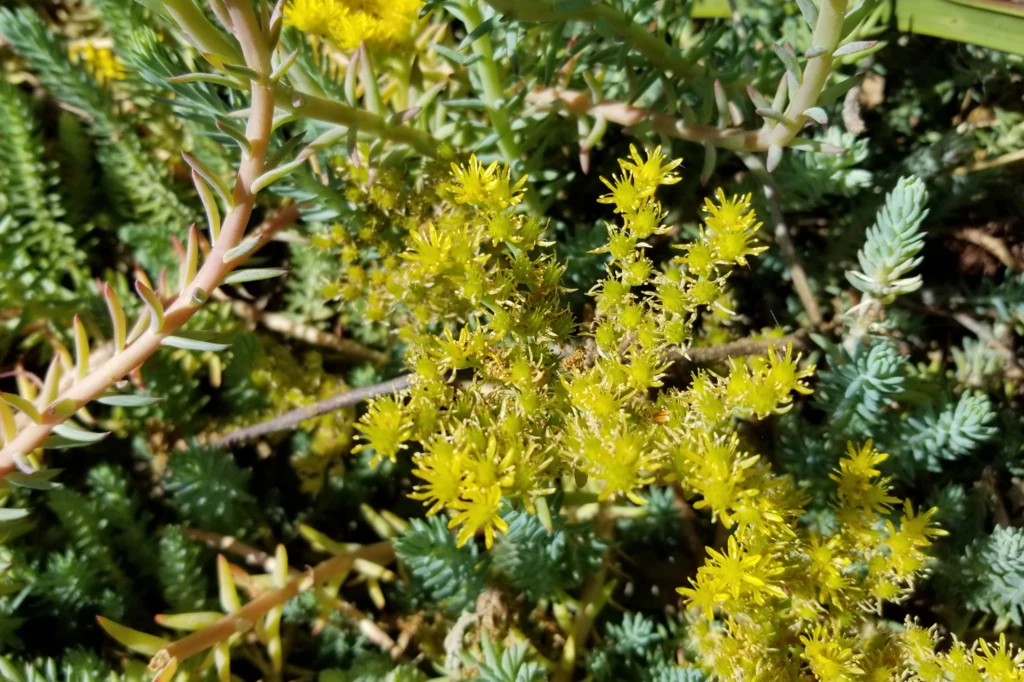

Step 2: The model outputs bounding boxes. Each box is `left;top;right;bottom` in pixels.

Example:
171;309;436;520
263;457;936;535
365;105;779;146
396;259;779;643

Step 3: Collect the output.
2;1;1024;681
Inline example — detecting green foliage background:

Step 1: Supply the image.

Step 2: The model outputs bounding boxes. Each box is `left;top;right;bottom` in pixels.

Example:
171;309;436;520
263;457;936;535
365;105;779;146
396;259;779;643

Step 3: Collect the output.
0;0;1023;679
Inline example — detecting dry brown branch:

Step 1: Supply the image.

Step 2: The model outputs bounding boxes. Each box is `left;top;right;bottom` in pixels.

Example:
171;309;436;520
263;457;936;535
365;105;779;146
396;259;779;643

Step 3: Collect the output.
215;375;412;447
217;331;811;448
955;227;1020;272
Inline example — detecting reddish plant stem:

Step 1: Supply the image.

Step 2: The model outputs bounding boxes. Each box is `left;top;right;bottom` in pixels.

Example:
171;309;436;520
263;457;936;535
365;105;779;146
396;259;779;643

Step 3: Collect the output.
150;542;395;671
0;0;277;479
527;88;757;150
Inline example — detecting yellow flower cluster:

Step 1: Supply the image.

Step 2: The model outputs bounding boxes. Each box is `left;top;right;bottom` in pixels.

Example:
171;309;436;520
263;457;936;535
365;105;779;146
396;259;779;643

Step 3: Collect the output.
353;147;813;549
284;0;422;50
343;148;1024;679
314;154;453;328
678;440;954;681
901;624;1024;681
68;39;126;85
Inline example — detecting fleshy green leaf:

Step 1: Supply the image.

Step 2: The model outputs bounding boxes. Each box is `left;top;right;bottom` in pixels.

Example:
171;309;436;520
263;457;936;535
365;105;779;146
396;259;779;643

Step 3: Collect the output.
161;331;233;352
0;393;40;423
52;421;109;443
96;393;165;407
0;508;31;522
6;470;62;490
222;236;261;263
136;279;165;333
222;268;289;285
97;616;170;656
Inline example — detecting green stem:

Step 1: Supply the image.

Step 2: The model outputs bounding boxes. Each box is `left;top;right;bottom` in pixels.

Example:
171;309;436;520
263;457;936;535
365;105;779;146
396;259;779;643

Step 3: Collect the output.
459;0;521;166
760;0;848;148
741;153;824;327
280;87;440;157
552;501;613;682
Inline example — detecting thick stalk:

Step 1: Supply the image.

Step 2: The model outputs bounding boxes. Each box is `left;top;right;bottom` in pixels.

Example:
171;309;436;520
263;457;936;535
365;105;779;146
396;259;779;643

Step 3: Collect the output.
0;0;275;478
552;502;612;682
759;0;848;148
459;0;521;166
282;87;440;157
149;542;394;671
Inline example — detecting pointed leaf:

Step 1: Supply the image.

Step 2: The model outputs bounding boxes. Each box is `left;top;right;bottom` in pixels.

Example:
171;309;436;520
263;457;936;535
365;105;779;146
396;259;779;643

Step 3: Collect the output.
104;283;127;351
842;0;879;37
0;508;31;522
53;421;109;444
701;143;717;186
13;453;39;475
135;280;165;333
42;435;98;450
273;545;288;586
49;399;77;418
803;107;829;125
459;15;499;50
96;393;164;407
805;45;828;58
181;225;200;292
194;171;222;243
73;315;90;380
795;0;818;27
0;401;15;445
388;107;421;126
249;157;305;194
344;45;360;105
767;144;784;173
357;43;384;115
218;555;242;613
414;81;448;110
271;49;298;83
6;471;62;491
215;119;253;158
745;84;768;110
182;152;233;208
222;236;261;263
97;616;169;656
161;331;233;352
169;72;245;89
833;40;878;58
771;74;789;112
818;73;865;107
431;43;482;66
756;107;790;124
126;308;151;346
265;130;307;172
1;393;40;424
154;612;225;630
221;62;260;81
773;43;802;86
39;357;61;408
222;268;289;285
